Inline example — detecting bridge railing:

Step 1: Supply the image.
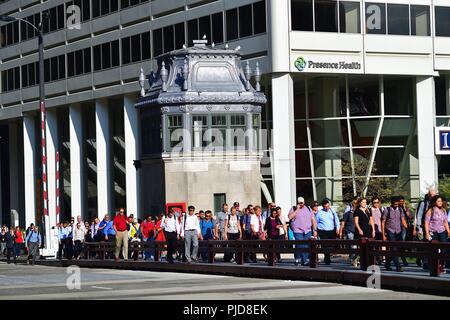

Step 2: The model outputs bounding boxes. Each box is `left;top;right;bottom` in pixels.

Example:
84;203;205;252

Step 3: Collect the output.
82;239;450;277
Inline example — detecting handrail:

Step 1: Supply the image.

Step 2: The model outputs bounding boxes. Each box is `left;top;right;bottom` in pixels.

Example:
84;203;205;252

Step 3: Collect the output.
80;238;450;277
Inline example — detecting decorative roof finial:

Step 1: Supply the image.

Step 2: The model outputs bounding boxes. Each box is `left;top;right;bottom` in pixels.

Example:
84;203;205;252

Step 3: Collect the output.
254;62;261;92
182;59;189;91
139;68;146;97
161;61;168;92
244;60;252;91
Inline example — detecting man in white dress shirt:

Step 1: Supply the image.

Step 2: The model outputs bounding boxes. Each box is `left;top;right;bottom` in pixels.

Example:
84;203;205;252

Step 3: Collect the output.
181;205;203;263
161;208;181;264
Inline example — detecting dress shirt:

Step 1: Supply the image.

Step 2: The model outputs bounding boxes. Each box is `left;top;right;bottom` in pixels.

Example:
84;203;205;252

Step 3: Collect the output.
73;228;85;242
26;231;41;244
181;214;201;237
103;221;116;236
250;214;263;233
58;227;69;240
161;216;180;234
315;208;340;232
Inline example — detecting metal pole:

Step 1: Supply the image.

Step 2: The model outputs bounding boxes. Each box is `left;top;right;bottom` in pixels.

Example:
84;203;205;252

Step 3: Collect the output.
38;23;50;254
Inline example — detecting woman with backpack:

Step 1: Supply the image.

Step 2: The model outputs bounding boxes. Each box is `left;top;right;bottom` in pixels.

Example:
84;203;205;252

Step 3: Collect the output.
224;206;242;262
424;195;450;274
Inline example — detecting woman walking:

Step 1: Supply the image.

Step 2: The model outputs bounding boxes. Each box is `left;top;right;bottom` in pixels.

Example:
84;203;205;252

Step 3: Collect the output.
224;206;242;262
264;208;283;263
424;195;450;274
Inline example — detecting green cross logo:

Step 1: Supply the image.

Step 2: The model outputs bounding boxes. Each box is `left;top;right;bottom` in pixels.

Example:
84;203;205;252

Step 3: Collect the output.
295;57;307;71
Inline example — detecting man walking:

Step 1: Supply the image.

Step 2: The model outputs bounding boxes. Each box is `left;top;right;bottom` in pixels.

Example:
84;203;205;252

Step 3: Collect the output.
215;203;229;240
289;197;317;266
25;225;42;265
161;208;181;263
315;199;340;265
113;208;129;262
382;196;408;272
5;227;16;264
181;206;202;263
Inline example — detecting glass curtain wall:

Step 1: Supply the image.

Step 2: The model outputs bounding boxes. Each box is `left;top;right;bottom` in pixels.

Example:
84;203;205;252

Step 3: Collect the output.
293;75;418;205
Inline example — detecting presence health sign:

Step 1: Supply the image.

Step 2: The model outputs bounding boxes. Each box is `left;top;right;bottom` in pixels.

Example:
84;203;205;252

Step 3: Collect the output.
435;127;450;155
292;53;363;74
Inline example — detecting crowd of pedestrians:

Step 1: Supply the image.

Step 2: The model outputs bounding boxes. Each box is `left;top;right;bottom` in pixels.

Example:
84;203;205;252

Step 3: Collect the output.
1;187;449;274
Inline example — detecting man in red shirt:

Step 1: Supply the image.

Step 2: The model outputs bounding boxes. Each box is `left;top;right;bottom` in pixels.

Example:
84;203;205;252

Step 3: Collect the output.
141;215;155;260
113;208;129;262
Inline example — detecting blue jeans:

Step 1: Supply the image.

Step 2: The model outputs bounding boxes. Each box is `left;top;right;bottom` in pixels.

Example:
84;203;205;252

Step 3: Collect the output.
345;232;355;262
432;231;448;268
386;230;402;268
144;236;155;260
294;231;311;264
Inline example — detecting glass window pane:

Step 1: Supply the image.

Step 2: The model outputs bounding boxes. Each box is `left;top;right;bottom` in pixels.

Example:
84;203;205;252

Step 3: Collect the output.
379;118;415;145
374;147;405;175
411;5;430;36
294;120;308;148
384;77;414;115
141;32;151;60
57;4;65;29
339;1;360;33
212;12;224;44
308;77;343;118
435;76;447;116
58;55;65;79
122;37;130;64
163;25;174;53
50;7;57;31
82;0;90;21
75;50;83;75
315;0;338;32
291;0;313;31
296;150;312;177
187;19;198;46
111;0;119;12
199;16;211;43
312;149;350;177
84;48;91;73
226;8;238;41
296;179;314;204
29;63;36;86
44;59;50;82
22;64;28;87
174;23;185;49
314;177;344;203
153;28;163;57
101;43;111;69
387;4;409;35
93;0;100;17
365;2;386;34
309;120;349;148
111;40;119;67
101;0;110;15
68;52;75;77
253;1;266;35
239;4;253;38
348;77;380;116
350;119;379;146
435;6;450;37
131;34;141;62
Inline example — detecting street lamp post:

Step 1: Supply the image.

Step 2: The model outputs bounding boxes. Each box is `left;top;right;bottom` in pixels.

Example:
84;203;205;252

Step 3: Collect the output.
1;13;51;255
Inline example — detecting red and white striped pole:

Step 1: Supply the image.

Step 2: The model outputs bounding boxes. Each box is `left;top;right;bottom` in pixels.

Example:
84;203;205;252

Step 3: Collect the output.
56;151;60;219
41;101;48;218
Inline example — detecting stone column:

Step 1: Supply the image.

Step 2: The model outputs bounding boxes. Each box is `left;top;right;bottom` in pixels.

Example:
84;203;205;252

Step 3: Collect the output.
96;99;113;216
23;115;36;228
124;94;141;218
269;0;290;73
272;73;296;211
69;104;85;220
416;76;438;194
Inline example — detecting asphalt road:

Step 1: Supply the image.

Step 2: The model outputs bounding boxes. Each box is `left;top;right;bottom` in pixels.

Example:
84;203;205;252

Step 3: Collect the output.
0;262;448;300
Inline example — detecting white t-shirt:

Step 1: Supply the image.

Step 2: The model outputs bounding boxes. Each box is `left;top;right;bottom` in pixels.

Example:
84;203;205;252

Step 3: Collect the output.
250;214;263;233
